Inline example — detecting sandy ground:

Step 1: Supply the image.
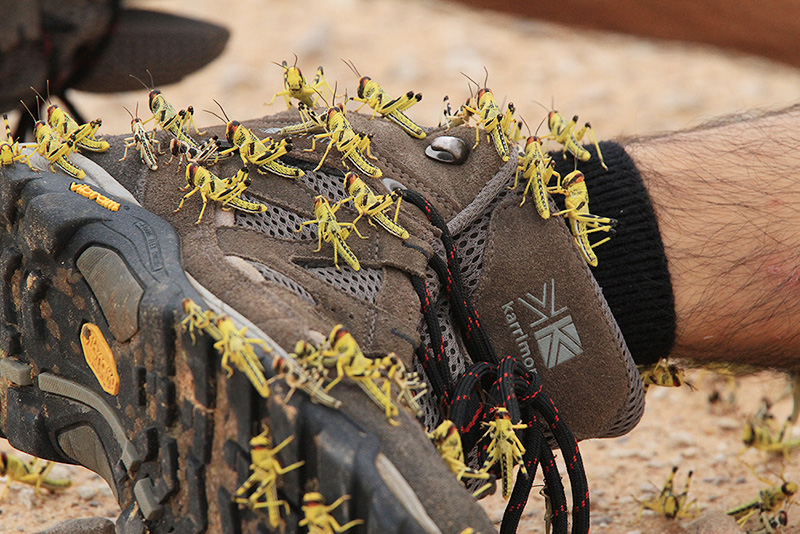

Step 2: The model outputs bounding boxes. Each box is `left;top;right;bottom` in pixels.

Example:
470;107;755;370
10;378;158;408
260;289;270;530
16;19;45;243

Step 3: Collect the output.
4;0;800;532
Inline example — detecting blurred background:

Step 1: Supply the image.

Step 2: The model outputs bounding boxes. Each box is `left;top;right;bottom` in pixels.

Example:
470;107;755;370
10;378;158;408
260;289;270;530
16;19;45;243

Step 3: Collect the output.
7;0;800;138
4;1;800;533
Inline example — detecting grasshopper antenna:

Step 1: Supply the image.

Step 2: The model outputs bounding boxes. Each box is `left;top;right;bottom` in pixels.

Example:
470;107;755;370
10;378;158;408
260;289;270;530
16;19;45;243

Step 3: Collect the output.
19;99;38;121
129;74;151;91
213;99;230;122
341;58;360;78
483;66;489;88
122;105;134;121
146;69;155;89
461;71;480;90
29;86;49;108
293;53;298;68
203;107;228;125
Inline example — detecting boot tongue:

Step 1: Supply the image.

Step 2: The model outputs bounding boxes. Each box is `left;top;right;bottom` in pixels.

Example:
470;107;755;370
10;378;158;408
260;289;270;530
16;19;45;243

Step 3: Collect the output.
367;120;644;440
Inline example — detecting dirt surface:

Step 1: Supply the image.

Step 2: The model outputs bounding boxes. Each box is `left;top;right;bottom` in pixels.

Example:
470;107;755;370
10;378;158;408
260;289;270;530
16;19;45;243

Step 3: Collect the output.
4;0;800;532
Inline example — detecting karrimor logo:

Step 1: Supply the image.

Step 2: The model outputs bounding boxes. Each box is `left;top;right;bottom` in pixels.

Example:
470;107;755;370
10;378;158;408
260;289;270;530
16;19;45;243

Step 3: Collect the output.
501;279;583;370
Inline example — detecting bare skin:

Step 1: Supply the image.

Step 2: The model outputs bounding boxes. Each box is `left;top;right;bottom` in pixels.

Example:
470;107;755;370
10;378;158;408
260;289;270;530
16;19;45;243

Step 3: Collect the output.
625;106;800;369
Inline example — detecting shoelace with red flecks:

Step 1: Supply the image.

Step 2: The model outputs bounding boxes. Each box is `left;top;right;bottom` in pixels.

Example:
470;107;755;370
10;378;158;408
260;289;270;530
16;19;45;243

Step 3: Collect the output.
400;187;589;534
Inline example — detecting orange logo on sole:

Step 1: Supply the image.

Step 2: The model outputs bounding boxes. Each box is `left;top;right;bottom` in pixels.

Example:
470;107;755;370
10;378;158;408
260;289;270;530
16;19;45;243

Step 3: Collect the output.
80;323;120;395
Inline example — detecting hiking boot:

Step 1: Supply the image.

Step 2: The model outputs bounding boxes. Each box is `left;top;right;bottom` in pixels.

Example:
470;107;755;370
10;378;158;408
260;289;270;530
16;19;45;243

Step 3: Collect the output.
0;102;644;534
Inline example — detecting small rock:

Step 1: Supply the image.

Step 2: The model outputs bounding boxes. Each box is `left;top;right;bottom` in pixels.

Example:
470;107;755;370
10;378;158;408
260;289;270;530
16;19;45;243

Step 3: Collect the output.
625;530;643;534
702;475;729;486
591;515;613;526
647;459;666;469
682;447;699;458
716;417;740;430
670;431;697;448
735;476;747;484
711;453;727;465
618;496;635;505
77;485;98;501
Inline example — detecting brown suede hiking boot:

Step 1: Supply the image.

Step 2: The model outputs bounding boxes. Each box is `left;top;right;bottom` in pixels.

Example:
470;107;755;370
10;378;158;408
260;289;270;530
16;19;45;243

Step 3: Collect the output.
0;102;643;534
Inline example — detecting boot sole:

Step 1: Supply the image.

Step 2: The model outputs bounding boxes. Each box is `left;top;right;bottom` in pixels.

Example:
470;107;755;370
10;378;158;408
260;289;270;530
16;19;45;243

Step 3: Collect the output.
0;162;442;534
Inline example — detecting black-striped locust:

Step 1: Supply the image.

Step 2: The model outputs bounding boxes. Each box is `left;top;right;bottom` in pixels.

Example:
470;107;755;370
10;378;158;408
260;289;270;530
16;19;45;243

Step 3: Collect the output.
175;163;267;224
549;170;617;267
342;172;408;239
234;427;304;527
30;85;110;153
343;59;426;139
131;72;203;148
120;104;161;171
541;108;607;171
458;70;515;162
167;137;225;172
728;477;797;529
28;120;85;179
0;114;35;170
638;357;693;393
305;102;382;178
741;398;800;459
636;466;700;520
510;134;558;216
297;196;366;272
429;420;492;497
207;102;303;178
299;492;363;534
480;406;527;499
181;298;271;398
0;453;72;499
267;55;335;109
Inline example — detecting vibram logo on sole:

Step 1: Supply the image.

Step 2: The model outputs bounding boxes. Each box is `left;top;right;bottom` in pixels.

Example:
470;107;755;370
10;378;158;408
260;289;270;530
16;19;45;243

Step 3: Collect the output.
69;182;120;211
80;323;120;395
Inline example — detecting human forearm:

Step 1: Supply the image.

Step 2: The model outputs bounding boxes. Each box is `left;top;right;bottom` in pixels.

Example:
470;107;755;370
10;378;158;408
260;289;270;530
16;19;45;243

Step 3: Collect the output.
626;106;800;369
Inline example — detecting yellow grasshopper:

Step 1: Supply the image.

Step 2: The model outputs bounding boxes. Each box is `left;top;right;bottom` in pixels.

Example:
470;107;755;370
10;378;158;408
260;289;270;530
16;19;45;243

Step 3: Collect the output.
0;114;36;170
268;55;335;109
459;70;513;162
306;103;383;178
208;102;303;178
234;427;304;527
0;452;72;499
481;406;527;499
429;420;492;497
180;299;271;398
299;492;363;534
343;173;408;239
344;60;426;139
510;135;558;216
120;104;161;171
636;466;700;520
45;104;109;153
175;163;267;224
541;109;607;171
638;358;693;393
26;120;85;180
728;480;797;528
549;170;617;267
318;325;399;425
132;73;202;148
297;195;366;271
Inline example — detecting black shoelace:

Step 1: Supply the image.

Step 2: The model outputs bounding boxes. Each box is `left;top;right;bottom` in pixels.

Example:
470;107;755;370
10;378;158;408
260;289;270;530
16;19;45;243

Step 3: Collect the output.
400;187;590;534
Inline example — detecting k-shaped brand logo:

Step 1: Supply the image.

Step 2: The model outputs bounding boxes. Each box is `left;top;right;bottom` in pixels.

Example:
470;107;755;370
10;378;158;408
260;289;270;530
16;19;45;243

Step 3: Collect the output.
501;278;583;371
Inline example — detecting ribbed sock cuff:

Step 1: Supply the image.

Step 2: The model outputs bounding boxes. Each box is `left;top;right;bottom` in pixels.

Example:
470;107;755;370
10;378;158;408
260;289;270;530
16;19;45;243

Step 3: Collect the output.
552;141;675;365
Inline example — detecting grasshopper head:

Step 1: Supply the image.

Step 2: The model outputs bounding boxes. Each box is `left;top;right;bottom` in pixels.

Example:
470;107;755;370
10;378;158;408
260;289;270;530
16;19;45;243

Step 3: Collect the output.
493;406;511;420
476;88;492;107
357;76;372;99
562;171;584;189
148;89;163;112
302;492;325;506
285;66;305;92
33;120;48;142
186;162;200;184
226;120;241;145
312;195;327;212
783;482;798;496
548;111;562;131
344;172;360;194
525;136;541;149
45;104;61;125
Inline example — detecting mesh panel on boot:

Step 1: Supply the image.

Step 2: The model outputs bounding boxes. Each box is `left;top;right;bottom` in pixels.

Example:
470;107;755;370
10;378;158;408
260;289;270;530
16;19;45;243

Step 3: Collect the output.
247;259;316;305
305;266;383;304
235;198;315;240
